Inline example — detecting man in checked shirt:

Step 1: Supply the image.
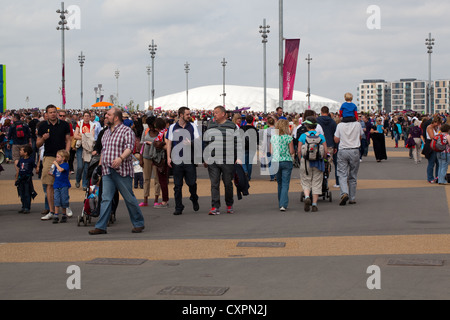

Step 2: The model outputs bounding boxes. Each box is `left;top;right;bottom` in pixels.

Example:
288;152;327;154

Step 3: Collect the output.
89;107;145;235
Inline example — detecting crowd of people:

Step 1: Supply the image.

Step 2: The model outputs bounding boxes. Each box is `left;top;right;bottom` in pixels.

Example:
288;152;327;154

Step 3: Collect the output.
1;92;450;235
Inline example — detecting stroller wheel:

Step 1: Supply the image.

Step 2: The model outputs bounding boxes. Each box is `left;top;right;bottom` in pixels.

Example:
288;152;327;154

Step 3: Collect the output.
83;215;88;226
300;191;305;202
329;192;333;202
77;216;81;227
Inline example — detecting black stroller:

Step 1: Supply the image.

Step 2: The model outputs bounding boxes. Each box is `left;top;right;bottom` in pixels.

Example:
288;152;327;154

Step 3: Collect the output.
300;156;333;203
77;155;117;226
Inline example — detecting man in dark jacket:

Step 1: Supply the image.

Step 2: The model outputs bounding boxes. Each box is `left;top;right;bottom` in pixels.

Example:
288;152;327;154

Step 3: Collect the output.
317;107;338;186
204;106;243;215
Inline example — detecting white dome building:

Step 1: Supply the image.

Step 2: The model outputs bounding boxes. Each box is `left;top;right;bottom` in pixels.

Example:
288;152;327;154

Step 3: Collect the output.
145;85;340;114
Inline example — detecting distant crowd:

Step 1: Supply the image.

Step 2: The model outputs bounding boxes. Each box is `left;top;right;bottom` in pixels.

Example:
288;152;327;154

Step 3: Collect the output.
1;93;449;234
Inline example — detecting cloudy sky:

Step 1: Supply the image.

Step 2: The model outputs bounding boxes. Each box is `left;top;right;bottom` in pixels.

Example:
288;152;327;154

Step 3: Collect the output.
2;0;450;110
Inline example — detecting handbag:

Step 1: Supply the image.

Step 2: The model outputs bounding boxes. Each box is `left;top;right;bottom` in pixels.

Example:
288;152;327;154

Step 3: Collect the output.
405;137;416;149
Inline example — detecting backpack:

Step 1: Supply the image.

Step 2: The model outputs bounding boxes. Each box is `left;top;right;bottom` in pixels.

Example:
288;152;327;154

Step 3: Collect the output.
296;125;308;140
430;133;447;153
301;133;324;161
15;123;25;139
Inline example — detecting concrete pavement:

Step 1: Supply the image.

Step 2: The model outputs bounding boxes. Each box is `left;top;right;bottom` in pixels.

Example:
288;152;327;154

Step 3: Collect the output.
1;138;450;300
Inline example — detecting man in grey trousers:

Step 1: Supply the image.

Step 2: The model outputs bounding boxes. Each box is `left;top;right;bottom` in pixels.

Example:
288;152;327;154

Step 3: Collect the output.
334;120;364;206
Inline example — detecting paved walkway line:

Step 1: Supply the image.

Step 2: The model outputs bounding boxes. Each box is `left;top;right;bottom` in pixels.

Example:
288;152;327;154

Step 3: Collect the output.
1;234;450;263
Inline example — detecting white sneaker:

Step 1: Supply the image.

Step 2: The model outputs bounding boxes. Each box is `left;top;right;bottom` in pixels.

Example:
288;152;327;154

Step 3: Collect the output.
41;212;54;221
66;207;73;217
333;184;340;188
280;207;286;212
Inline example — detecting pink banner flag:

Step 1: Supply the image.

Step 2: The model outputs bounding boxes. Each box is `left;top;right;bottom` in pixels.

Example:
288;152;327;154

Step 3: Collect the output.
283;39;300;101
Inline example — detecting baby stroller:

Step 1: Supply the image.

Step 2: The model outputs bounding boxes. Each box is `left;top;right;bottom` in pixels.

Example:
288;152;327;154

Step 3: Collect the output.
300;155;333;203
77;155;117;227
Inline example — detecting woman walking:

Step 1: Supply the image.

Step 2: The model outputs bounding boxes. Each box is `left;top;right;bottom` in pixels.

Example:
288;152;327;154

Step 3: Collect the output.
270;119;294;212
139;116;161;208
437;124;450;185
424;116;442;183
408;119;425;164
370;118;387;163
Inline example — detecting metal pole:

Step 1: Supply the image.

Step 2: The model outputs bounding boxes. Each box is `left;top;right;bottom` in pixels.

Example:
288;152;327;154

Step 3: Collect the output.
185;62;190;108
306;54;312;108
78;51;85;110
149;40;157;108
146;66;151;108
426;33;435;115
260;19;270;114
222;58;227;107
57;2;69;110
279;0;284;110
115;70;120;106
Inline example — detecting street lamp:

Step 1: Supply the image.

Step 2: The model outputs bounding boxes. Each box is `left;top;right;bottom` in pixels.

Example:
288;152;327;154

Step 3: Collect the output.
115;69;120;106
185;62;190;108
260;18;270;114
221;58;227;107
149;40;158;108
56;2;69;110
306;54;313;109
425;33;435;115
78;51;85;110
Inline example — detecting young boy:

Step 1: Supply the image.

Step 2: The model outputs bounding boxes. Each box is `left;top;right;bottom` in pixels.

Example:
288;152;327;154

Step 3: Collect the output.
15;145;37;214
340;93;359;122
51;150;71;224
133;153;144;189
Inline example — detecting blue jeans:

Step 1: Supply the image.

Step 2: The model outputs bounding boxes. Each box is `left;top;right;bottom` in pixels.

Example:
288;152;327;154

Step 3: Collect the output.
427;151;440;182
276;161;293;209
95;169;145;231
437;152;449;184
242;151;253;181
76;147;89;188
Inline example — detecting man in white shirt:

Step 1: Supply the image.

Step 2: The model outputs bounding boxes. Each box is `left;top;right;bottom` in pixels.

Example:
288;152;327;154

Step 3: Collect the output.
334;121;364;206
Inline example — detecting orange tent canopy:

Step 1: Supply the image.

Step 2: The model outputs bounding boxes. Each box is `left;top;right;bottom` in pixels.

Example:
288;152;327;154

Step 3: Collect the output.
92;102;114;108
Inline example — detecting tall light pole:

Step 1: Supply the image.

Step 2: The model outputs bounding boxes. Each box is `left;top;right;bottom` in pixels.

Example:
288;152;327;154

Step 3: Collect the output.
146;66;151;108
115;69;120;106
425;33;435;115
56;2;69;110
149;40;158;108
279;0;284;110
78;51;85;110
260;18;270;114
184;62;190;108
306;54;313;109
221;58;227;107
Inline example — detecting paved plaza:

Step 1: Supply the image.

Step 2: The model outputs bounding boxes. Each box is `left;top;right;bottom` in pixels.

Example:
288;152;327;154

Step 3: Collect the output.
1;138;450;300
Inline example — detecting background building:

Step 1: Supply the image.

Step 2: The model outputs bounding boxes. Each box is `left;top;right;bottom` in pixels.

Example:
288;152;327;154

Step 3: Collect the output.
357;78;450;114
357;80;391;113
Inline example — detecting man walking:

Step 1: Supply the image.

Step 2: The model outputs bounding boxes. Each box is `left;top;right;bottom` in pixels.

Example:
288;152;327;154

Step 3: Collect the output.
166;107;200;216
204;106;243;215
89;107;145;235
37;105;71;221
317;106;338;186
334;119;364;206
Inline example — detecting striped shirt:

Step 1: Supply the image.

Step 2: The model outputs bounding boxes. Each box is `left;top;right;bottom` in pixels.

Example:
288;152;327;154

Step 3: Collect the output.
101;123;135;177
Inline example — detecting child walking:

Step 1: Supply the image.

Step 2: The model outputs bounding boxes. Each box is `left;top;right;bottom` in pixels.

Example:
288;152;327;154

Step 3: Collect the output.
51;150;71;224
15;145;37;214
